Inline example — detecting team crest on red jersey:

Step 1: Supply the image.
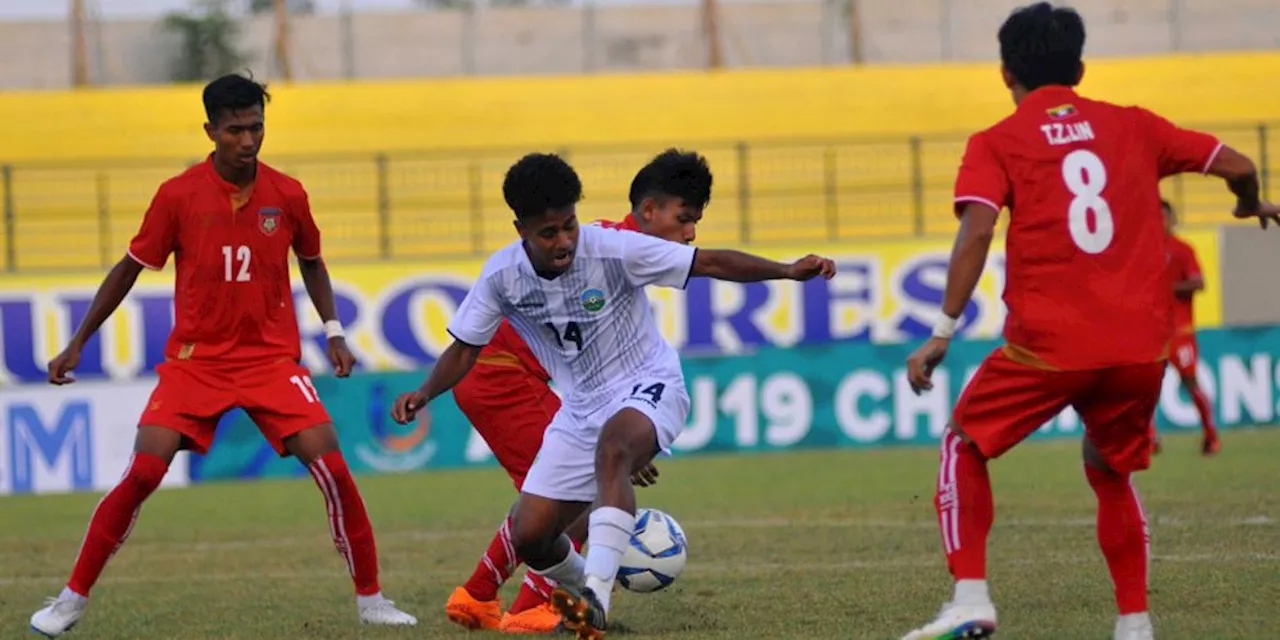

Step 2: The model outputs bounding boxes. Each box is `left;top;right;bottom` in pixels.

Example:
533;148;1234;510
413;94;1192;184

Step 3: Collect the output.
258;207;281;236
1046;104;1077;120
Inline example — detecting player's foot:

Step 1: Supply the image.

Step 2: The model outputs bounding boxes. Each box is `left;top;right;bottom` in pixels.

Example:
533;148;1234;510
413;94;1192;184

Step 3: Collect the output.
1113;612;1154;640
1201;430;1221;456
445;586;502;630
30;591;87;638
900;601;997;640
358;595;418;626
499;603;563;634
551;585;607;640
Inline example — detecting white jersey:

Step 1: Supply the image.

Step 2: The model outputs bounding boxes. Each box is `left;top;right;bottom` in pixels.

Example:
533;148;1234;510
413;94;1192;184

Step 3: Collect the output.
448;223;696;415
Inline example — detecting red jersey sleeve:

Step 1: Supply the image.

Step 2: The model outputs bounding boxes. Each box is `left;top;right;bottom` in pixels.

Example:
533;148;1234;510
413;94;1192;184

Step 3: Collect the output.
127;184;179;270
1137;108;1222;177
953;131;1010;216
291;187;321;259
1178;241;1203;281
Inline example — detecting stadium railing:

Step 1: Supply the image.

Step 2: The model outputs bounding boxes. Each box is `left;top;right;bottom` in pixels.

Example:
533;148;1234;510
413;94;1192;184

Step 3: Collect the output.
0;123;1272;273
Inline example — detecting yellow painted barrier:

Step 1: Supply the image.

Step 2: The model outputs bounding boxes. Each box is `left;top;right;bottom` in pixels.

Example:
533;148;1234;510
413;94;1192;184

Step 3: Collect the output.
0;53;1271;272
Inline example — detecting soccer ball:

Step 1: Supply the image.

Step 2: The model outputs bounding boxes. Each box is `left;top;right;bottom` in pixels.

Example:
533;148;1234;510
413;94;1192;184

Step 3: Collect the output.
615;508;688;593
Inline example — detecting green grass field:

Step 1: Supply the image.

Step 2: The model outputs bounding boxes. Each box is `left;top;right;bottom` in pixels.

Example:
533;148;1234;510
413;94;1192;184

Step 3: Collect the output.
2;429;1277;640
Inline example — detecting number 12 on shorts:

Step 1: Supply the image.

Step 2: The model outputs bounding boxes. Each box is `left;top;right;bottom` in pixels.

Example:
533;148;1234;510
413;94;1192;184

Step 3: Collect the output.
290;374;320;403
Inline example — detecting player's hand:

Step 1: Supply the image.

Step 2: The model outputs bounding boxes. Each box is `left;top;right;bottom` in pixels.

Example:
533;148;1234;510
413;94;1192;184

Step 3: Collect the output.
327;337;357;378
906;336;950;395
785;255;837;281
1234;200;1280;229
47;344;83;385
391;389;429;425
631;463;660;488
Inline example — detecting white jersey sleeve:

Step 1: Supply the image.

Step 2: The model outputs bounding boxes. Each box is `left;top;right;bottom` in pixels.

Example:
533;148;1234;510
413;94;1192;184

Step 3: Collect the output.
447;267;505;347
619;230;697;289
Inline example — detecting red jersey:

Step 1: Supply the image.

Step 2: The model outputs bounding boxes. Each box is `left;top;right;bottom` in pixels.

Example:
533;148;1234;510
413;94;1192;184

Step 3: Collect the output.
471;214;640;378
955;86;1221;370
128;156;321;364
1166;235;1202;332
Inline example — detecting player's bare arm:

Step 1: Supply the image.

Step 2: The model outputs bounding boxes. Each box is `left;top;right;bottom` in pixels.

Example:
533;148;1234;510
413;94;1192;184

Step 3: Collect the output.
907;203;998;395
690;249;836;282
47;255;146;385
297;256;357;377
391;339;483;424
1207;145;1280;227
1172;274;1205;300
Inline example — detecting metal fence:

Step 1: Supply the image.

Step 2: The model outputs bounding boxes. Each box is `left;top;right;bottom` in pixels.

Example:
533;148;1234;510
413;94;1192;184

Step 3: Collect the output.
1;122;1273;274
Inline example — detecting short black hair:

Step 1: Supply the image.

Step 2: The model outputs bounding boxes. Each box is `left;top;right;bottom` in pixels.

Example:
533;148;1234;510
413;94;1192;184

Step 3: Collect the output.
502;153;583;220
629;149;713;211
998;2;1086;91
202;73;270;124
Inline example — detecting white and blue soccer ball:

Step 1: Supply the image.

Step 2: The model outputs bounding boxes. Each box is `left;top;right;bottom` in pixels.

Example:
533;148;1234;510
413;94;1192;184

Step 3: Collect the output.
616;507;688;593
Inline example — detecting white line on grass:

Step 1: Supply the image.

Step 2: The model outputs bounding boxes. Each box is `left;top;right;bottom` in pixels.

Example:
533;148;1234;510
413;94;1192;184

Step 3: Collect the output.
0;552;1274;588
3;515;1270;553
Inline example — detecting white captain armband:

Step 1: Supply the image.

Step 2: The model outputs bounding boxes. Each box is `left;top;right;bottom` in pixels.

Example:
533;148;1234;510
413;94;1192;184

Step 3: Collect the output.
324;319;345;339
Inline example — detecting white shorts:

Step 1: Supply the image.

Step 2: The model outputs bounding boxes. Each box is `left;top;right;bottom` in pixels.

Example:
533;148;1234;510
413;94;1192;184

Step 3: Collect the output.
521;369;689;503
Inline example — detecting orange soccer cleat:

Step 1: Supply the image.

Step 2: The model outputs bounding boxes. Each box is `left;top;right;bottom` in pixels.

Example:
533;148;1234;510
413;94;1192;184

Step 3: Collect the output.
498;603;563;635
445;586;502;631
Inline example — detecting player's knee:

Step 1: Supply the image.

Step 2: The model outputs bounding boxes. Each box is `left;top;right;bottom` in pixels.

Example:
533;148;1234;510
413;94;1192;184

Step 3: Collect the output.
124;452;169;495
1081;437;1113;473
594;434;638;476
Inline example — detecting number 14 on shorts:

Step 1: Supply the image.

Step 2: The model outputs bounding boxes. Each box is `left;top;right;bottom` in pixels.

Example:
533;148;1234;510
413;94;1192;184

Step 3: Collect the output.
629;382;666;406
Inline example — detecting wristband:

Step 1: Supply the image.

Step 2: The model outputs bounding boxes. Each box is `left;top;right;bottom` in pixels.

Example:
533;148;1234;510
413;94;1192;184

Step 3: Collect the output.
932;314;959;340
324;319;345;339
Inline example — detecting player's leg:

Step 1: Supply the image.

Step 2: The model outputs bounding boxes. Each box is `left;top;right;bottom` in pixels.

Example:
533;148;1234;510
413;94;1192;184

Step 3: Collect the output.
32;361;225;638
509;415;599;635
1075;363;1164;639
242;361;415;626
448;373;562;632
553;373;689;638
902;349;1082;640
1170;334;1219;455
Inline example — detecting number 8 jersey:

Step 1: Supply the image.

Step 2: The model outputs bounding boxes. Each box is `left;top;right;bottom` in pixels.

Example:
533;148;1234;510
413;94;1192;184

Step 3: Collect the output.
448;223;696;416
955;86;1222;370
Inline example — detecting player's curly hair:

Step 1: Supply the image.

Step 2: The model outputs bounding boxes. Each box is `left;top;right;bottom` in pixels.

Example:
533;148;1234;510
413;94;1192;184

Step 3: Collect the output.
998;2;1086;91
202;72;270;124
503;153;584;220
629;148;714;211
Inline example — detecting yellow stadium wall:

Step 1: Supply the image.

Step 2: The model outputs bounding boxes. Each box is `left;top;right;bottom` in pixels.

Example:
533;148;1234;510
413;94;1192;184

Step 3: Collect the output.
2;52;1279;162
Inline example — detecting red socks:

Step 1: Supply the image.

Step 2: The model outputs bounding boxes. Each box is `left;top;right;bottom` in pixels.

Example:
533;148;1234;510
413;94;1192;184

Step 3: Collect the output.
307;450;380;596
1086;464;1150;614
935;431;994;581
463;516;517;602
463;517;587;614
67;453;168;596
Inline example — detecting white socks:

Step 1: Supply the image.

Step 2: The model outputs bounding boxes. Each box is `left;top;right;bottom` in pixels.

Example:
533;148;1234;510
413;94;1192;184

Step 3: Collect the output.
533;542;587;591
356;592;385;610
954;579;991;606
583;506;636;614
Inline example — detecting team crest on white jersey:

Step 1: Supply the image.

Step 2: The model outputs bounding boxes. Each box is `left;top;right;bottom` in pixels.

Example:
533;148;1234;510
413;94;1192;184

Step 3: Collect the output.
581;288;607;313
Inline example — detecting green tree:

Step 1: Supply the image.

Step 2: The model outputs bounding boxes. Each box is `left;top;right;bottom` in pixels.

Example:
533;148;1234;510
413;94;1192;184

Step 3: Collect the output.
161;0;251;82
247;0;317;14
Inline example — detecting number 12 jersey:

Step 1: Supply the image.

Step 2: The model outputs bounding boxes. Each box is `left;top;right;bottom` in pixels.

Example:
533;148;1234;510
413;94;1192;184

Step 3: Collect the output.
955;86;1222;370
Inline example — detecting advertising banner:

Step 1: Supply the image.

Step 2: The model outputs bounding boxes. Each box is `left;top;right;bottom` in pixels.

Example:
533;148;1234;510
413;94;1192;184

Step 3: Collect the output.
0;380;190;495
191;326;1276;482
0;231;1222;385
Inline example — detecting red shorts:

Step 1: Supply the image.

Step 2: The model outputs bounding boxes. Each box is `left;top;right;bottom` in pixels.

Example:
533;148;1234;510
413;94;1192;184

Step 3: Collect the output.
953;348;1164;473
139;359;332;456
453;364;560;490
1168;331;1199;379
